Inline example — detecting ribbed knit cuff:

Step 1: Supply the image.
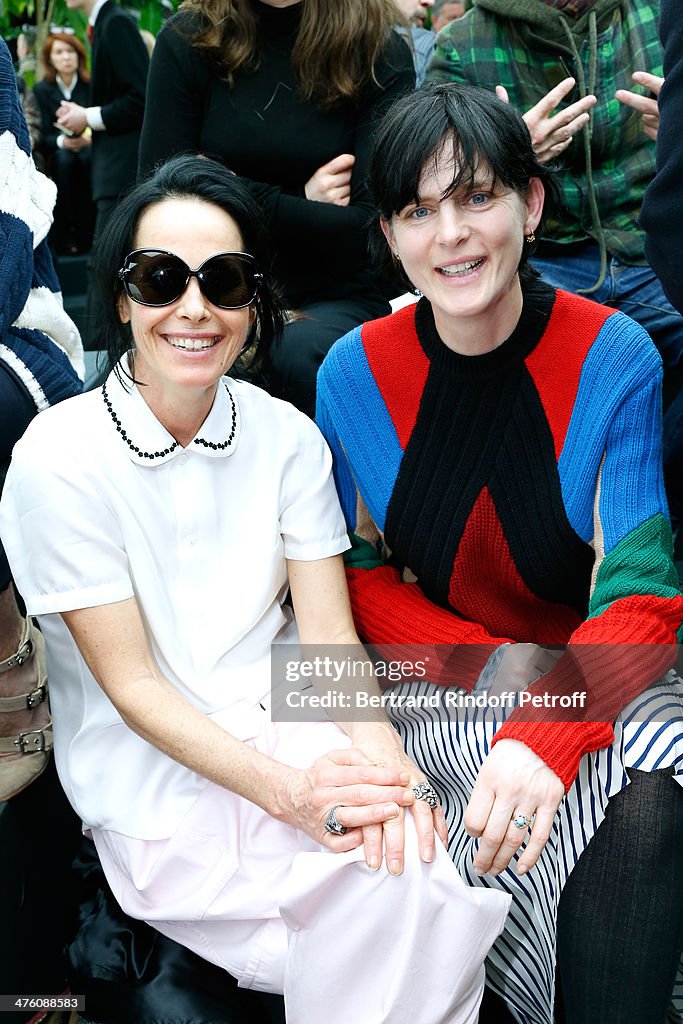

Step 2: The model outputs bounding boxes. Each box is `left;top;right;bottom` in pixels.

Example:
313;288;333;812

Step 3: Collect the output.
491;719;615;791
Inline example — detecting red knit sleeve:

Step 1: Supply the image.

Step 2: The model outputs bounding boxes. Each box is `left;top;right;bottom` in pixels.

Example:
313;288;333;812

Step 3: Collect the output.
346;535;513;691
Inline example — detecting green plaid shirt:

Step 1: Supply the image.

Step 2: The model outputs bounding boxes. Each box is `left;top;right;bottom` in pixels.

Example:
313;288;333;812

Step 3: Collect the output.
426;0;663;263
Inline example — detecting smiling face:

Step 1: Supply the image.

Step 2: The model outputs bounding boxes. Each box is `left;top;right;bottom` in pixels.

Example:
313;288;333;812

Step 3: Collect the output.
49;40;79;79
118;197;254;411
381;147;544;353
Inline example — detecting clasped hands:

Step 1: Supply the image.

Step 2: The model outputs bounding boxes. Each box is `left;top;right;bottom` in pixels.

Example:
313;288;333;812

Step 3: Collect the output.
278;727;448;876
55;100;89;137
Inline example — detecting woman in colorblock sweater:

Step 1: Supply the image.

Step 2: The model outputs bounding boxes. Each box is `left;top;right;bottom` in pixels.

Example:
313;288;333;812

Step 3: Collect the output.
316;83;683;1024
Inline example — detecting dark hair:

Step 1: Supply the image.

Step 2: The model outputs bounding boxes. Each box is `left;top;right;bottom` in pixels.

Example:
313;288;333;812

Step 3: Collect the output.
41;32;90;84
93;154;285;381
180;0;402;108
369;82;560;289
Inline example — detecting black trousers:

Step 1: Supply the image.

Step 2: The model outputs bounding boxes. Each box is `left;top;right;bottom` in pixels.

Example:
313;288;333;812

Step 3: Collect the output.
556;767;683;1024
266;294;390;418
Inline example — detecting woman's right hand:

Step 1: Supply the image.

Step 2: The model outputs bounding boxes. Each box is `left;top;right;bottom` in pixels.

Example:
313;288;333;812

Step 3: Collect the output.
465;738;565;877
304;153;355;205
277;746;415;854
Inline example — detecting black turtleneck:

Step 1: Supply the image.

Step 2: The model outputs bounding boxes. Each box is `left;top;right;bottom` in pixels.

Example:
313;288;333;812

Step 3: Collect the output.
139;5;414;306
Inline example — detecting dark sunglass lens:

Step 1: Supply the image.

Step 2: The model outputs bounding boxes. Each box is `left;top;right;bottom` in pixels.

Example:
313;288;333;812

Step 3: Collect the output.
125;253;188;305
200;255;255;308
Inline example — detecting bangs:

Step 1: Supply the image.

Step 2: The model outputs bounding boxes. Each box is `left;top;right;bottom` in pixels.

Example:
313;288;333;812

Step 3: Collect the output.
372;83;542;219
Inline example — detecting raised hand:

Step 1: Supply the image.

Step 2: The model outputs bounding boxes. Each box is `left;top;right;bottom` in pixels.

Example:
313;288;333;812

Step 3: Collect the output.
496;78;596;163
615;71;663;141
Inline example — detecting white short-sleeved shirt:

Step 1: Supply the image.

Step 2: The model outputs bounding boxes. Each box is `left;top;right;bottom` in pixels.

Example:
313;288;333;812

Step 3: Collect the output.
0;362;349;838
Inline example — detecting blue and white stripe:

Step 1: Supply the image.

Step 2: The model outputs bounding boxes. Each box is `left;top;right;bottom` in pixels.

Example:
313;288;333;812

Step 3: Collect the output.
385;674;683;1024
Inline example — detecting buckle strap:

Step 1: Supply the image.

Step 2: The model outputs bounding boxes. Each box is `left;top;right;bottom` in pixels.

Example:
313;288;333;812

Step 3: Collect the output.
0;684;48;712
0;722;53;756
0;618;33;674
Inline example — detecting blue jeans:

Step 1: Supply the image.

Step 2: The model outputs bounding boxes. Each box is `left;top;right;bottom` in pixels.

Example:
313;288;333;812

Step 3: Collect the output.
533;244;683;525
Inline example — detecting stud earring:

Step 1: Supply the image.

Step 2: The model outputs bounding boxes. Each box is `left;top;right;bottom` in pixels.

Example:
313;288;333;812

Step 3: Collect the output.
525;232;536;244
393;251;402;263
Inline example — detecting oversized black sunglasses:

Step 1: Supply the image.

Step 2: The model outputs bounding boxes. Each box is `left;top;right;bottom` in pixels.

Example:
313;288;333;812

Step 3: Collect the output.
118;249;261;309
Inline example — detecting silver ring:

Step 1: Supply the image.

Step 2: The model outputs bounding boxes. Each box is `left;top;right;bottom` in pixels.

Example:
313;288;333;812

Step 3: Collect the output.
323;805;347;836
512;813;530;830
413;781;440;809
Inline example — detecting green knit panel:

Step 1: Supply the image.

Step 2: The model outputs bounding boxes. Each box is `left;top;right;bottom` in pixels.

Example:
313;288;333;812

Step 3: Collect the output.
343;532;384;571
588;512;683;641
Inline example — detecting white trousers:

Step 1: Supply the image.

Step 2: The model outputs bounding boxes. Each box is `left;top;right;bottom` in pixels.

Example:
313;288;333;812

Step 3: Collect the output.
92;718;509;1024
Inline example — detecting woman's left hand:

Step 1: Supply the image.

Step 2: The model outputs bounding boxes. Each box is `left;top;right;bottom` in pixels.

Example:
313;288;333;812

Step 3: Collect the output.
615;72;663;141
465;738;565;877
349;721;449;874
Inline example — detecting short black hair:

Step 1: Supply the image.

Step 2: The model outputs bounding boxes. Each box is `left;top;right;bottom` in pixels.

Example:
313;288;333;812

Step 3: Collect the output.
369;82;560;288
93;154;285;380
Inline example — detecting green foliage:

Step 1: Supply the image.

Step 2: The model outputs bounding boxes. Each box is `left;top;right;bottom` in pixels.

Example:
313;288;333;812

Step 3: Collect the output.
2;0;179;78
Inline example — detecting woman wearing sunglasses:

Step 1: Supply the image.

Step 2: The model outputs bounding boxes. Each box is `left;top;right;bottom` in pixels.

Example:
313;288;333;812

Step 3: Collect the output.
0;154;509;1023
137;0;415;418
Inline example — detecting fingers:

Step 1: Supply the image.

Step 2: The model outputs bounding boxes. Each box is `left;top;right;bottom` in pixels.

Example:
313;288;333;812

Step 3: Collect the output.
304;157;353;204
524;79;596;163
615;74;662;140
529;76;579;119
322;152;356;173
381;807;406;875
615;89;659;116
328;800;402;833
495;85;509;104
464;741;564;876
409;794;440;860
469;796;516;876
434;804;449;849
324;747;411;786
361;822;384;870
516;805;555;875
631;71;664;98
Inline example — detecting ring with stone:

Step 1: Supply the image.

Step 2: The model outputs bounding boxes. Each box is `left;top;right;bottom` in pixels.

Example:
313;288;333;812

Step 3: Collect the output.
413;781;440;809
512;813;531;830
323;805;347;836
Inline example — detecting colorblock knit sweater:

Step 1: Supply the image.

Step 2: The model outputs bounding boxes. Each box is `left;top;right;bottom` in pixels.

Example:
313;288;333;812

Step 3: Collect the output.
316;280;683;788
0;39;83;409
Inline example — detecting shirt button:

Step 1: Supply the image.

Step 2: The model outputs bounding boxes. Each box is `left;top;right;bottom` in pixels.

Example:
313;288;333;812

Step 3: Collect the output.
178;453;188;466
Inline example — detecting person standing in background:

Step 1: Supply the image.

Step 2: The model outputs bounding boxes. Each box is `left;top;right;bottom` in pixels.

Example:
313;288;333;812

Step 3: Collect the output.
138;0;414;417
431;0;465;31
56;0;149;348
394;0;435;85
35;32;94;254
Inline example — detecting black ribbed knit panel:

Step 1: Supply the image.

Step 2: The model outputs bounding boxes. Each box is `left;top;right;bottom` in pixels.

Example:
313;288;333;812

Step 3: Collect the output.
384;281;592;615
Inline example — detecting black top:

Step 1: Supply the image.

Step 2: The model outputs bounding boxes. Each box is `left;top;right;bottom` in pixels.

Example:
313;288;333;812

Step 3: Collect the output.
34;77;91;157
89;0;149;201
139;3;414;306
